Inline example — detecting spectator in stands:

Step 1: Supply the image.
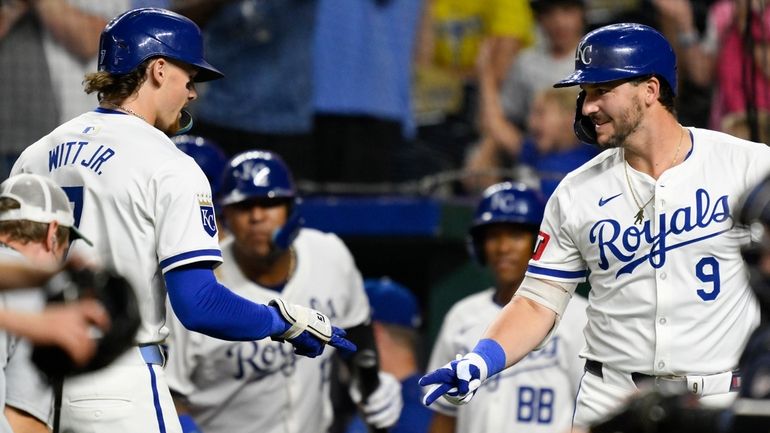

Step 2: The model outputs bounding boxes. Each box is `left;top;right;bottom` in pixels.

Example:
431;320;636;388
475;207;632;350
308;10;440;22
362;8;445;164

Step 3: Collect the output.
313;0;424;185
655;0;770;140
464;87;598;197
491;0;586;157
173;0;318;180
409;0;536;177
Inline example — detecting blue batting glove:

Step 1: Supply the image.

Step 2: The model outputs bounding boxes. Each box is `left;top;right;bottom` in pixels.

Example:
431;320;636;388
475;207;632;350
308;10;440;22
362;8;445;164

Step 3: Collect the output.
419;339;506;406
288;326;357;358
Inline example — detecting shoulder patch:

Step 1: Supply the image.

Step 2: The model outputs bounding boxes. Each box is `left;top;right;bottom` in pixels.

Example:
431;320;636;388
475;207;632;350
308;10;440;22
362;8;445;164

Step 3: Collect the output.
198;194;218;237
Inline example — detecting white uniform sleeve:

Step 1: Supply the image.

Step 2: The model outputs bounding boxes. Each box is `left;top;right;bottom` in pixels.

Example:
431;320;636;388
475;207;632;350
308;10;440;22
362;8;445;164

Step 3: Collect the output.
526;188;588;283
151;157;223;273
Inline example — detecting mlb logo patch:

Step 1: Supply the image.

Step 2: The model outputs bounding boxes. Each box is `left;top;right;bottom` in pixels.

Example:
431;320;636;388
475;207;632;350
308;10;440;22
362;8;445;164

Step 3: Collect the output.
198;195;217;238
532;231;550;260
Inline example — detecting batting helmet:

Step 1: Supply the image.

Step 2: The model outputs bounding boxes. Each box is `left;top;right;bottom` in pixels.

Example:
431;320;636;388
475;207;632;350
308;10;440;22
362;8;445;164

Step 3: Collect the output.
172;135;228;197
219;150;303;250
98;8;223;82
555;23;677;94
468;182;546;265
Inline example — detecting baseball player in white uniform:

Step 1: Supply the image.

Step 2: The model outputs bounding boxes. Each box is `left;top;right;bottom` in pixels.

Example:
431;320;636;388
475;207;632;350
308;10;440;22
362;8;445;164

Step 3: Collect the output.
427;182;587;433
166;150;402;433
420;23;770;430
11;9;354;433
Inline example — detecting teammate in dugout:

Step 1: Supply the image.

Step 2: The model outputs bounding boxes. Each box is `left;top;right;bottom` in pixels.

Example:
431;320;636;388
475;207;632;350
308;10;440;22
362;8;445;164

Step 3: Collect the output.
427;181;587;433
165;150;403;433
420;22;770;430
10;8;354;433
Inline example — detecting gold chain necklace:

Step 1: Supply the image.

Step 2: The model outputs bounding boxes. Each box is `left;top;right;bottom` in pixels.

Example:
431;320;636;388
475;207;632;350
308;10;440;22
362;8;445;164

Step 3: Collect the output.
624;127;685;225
109;103;147;122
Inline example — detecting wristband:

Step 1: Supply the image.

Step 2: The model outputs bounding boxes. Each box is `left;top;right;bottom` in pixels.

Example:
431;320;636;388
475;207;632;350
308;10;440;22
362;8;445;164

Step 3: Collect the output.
472;338;506;377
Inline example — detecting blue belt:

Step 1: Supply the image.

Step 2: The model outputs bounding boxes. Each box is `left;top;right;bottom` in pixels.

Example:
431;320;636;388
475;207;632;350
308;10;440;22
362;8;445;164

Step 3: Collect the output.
139;345;165;366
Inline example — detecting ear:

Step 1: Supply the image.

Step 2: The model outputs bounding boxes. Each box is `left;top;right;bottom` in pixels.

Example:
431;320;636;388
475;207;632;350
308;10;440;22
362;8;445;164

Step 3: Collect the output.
643;76;661;106
148;58;167;85
45;221;60;252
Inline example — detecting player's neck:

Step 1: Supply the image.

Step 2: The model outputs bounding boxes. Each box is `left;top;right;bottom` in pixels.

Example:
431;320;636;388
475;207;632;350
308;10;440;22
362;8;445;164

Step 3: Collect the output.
235;246;293;287
379;346;417;381
624;117;689;179
105;93;156;126
494;279;522;306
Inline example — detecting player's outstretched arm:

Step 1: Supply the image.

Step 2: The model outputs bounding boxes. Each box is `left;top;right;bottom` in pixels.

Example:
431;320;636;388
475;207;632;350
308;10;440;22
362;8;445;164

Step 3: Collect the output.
420;296;556;406
165;265;356;358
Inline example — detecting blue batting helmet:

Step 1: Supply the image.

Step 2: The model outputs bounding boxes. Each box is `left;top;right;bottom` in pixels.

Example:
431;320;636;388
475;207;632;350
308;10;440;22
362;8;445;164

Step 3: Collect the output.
555;23;677;95
364;278;422;329
219;150;302;250
172;135;228;197
98;8;223;82
468;182;546;265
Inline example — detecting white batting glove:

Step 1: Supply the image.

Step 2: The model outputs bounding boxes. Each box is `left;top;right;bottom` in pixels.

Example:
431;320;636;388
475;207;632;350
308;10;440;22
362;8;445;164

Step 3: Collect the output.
350;371;403;429
269;298;356;357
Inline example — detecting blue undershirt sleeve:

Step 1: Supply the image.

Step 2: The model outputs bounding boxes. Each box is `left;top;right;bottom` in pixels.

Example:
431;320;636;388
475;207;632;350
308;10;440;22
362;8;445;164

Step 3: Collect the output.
165;265;289;340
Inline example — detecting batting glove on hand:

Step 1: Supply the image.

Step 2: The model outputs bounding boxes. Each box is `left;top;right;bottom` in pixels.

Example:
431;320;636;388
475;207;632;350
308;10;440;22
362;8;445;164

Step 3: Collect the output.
350;371;404;429
419;339;506;407
419;353;489;406
269;298;356;358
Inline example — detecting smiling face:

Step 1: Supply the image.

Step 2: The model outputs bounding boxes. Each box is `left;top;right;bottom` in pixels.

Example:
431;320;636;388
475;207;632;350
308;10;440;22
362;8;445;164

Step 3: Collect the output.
482;224;536;288
580;78;648;149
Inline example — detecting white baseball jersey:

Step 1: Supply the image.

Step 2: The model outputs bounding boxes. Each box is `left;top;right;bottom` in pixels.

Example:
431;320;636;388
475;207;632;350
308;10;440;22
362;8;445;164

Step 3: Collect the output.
0;246;53;431
12;109;223;345
165;228;371;433
427;288;588;433
526;127;770;375
11;108;222;433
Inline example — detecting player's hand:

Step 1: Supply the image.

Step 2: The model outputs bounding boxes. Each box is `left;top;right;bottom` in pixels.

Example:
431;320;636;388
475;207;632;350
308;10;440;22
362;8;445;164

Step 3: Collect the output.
268;298;356;358
419;352;490;406
0;299;110;366
350;371;403;429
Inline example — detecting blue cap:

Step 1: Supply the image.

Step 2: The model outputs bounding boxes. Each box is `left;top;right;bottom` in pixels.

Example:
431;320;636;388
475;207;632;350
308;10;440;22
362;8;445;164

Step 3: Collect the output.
364;278;421;328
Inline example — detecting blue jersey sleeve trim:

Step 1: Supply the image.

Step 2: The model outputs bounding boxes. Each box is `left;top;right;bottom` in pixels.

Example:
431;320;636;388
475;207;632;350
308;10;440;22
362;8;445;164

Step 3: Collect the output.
526;264;587;280
160;249;223;273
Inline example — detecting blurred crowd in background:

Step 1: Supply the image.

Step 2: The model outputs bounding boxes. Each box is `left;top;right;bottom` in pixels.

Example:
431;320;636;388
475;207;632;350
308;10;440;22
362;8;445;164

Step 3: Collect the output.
6;0;770;196
3;1;770;432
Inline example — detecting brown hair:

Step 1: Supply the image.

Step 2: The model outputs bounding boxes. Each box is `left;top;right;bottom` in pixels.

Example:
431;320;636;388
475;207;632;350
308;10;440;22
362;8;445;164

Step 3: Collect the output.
629;74;677;115
0;198;69;245
83;58;153;105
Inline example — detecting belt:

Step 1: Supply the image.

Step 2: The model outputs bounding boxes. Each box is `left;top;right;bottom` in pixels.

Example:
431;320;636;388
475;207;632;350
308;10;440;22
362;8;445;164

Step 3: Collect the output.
584;360;741;395
139;345;166;366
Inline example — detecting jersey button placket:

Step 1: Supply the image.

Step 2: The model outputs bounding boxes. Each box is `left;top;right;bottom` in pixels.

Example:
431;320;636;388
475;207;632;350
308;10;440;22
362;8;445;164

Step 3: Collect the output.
653;185;671;376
